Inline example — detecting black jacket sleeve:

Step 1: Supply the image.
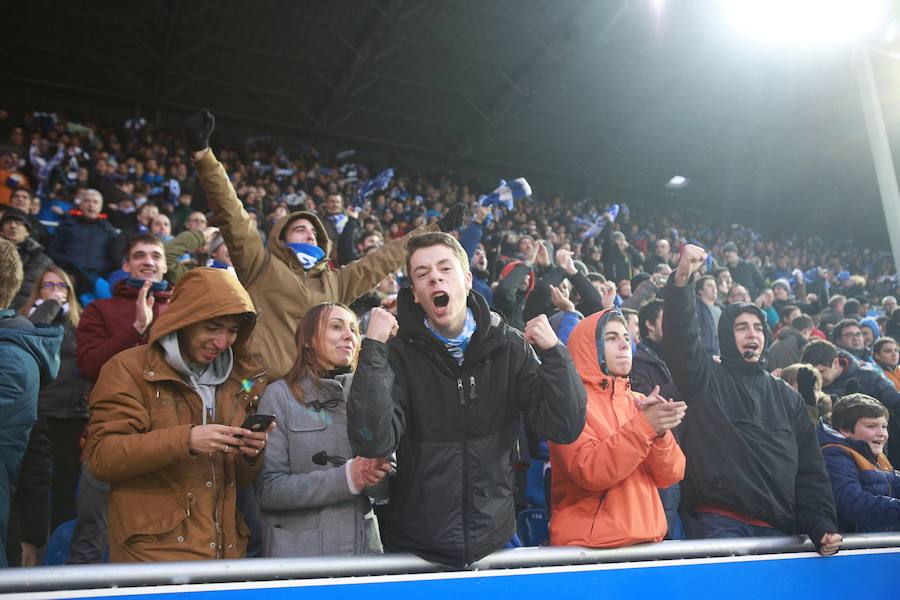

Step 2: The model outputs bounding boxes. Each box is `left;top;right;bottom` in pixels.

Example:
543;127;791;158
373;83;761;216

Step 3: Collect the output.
790;392;838;547
494;263;530;322
336;217;360;266
348;338;408;458
662;279;712;402
523;267;567;323
570;271;603;316
514;334;587;445
12;417;52;547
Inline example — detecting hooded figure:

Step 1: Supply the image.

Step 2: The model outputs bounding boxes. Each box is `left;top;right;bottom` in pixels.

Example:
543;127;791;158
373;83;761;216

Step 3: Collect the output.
663;276;838;549
190;138;448;380
549;309;685;548
83;268;268;562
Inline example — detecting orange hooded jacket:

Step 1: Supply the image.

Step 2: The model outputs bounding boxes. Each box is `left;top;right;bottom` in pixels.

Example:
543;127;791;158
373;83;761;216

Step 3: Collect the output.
549;309;685;548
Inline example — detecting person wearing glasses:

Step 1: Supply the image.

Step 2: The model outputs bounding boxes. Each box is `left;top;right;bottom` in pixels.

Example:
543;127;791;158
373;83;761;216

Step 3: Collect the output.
832;319;870;364
254;302;390;557
19;267;90;536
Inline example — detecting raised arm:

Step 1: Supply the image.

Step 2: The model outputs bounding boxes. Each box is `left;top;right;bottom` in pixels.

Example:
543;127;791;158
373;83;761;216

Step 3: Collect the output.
348;309;408;457
516;316;587;445
662;244;712;400
184;110;267;286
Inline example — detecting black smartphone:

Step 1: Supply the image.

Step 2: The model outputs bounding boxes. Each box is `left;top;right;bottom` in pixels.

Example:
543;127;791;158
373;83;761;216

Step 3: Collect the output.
239;414;276;433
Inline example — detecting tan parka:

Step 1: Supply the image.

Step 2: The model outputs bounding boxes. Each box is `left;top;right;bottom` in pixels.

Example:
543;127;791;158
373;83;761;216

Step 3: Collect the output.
83;268;267;562
192;150;437;380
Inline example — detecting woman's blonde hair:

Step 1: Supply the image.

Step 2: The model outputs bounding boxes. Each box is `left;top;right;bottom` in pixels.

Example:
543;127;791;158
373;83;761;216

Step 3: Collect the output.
285;302;359;406
19;266;82;327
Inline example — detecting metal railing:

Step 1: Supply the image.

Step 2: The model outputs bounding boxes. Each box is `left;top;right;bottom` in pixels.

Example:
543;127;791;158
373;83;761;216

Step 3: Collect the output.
2;533;899;594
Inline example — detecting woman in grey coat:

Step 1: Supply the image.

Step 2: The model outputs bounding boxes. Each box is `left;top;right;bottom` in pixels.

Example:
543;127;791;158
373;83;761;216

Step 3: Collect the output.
255;302;391;557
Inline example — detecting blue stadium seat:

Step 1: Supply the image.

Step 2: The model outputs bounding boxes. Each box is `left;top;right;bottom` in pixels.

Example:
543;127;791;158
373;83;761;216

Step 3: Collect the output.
43;519;77;565
517;508;549;546
524;459;546;508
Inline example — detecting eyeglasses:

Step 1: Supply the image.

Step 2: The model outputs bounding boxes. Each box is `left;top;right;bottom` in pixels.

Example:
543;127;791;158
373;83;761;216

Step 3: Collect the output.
41;282;69;290
842;331;863;339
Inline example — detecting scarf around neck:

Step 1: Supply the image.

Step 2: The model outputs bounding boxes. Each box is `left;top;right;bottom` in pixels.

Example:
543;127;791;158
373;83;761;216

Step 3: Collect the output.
424;307;476;365
285;242;325;270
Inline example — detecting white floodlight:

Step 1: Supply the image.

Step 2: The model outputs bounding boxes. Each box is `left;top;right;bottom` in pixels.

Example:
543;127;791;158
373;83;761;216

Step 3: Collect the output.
720;0;889;46
666;175;689;189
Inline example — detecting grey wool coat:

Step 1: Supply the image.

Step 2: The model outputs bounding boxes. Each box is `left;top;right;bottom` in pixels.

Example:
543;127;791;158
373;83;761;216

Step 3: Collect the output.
254;374;383;557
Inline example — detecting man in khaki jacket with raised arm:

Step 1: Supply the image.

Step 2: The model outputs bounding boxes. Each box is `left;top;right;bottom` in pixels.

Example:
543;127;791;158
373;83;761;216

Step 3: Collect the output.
183;110;464;379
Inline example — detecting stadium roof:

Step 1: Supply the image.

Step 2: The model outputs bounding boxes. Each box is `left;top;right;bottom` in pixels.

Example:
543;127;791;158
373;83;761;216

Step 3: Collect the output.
6;0;900;242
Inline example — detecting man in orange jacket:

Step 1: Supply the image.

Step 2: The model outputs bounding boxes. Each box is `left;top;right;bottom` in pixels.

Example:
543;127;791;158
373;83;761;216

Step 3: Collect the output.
550;308;686;547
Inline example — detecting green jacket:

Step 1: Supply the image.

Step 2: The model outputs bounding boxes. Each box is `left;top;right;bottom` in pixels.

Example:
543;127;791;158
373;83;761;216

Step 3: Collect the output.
193;150;436;380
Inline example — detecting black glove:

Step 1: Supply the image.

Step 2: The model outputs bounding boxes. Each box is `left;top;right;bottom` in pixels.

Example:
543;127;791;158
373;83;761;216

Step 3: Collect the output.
438;203;466;233
796;366;818;408
844;378;860;396
183;109;215;152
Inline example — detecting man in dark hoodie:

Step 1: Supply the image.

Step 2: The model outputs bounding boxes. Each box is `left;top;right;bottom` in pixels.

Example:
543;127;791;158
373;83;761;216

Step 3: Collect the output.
184;110;463;380
348;232;586;567
801;338;900;466
0;238;62;567
663;244;840;555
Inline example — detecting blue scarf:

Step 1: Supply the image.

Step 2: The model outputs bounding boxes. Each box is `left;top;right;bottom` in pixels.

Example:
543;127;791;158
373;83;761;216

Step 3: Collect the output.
285;242;325;270
125;278;169;292
328;213;348;235
424;308;476;365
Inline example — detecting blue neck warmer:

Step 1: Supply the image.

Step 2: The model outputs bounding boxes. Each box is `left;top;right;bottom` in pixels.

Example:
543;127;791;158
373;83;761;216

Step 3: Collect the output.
424;308;476;365
125;278;169;292
285;242;325;270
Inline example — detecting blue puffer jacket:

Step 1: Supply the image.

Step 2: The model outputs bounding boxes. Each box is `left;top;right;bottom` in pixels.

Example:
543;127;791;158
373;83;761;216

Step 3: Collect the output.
48;212;121;277
818;423;900;533
0;309;62;567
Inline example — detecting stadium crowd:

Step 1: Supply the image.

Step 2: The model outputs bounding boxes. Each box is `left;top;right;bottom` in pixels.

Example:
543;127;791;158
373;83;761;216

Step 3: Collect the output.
1;107;899;568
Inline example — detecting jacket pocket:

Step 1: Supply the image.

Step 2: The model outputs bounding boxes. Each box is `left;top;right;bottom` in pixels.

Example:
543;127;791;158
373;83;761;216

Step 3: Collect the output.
124;509;189;547
268;525;322;558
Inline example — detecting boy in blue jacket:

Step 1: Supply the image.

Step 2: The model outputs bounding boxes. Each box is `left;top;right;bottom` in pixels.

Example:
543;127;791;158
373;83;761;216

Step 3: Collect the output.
819;393;900;532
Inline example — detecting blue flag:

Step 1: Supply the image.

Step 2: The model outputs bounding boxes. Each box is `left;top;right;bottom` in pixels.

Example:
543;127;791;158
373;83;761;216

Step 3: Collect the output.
354;168;395;208
480;178;532;211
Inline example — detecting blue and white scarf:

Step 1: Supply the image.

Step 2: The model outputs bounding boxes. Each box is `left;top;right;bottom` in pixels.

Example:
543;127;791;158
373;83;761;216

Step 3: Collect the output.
285;242;325;270
328;213;348;235
424;308;476;365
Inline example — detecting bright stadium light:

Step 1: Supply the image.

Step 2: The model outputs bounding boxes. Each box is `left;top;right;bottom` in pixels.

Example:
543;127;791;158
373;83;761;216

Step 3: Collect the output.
666;175;689;189
720;0;890;46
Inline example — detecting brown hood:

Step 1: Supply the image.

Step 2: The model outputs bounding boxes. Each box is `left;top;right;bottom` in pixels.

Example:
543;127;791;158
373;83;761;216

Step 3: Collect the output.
268;210;332;273
148;267;256;349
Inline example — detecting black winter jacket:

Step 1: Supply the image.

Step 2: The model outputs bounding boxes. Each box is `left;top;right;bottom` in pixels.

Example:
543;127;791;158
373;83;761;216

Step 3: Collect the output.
766;328;806;372
29;300;90;420
663;280;837;547
630;339;680;403
11;238;53;311
728;259;768;300
48;212;121;277
349;289;586;567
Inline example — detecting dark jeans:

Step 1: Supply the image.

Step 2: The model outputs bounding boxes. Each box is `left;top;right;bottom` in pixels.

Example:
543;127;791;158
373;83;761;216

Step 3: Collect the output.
67;464;108;564
46;417;88;531
683;510;787;539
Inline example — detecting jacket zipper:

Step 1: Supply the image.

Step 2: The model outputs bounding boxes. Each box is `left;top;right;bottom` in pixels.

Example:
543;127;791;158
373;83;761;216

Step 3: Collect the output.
458;376;470;562
469;375;476;402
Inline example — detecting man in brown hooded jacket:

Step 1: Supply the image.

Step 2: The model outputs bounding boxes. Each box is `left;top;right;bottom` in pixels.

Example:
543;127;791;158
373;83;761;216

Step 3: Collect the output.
184;110;464;380
83;268;270;562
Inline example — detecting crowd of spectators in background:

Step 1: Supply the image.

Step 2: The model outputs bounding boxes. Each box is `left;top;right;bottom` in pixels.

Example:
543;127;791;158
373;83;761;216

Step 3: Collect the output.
2;107;900;569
